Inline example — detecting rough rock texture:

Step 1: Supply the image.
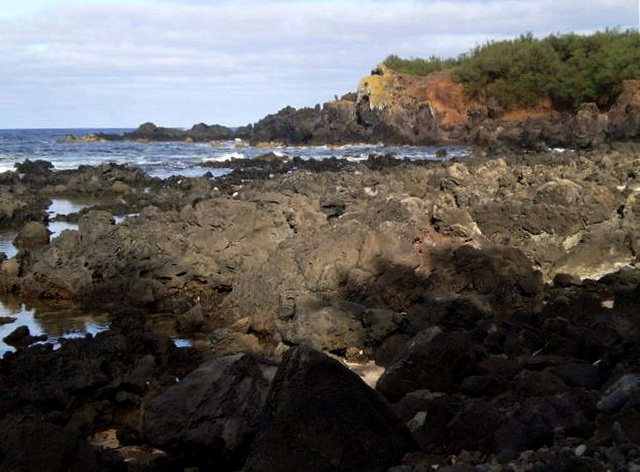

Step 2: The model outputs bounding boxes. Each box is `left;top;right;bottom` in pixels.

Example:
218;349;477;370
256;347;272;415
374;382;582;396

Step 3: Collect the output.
249;67;463;146
0;166;50;229
65;122;254;143
13;220;49;248
376;329;478;400
608;79;640;140
247;73;640;147
17;194;293;309
4;150;639;346
1;150;640;471
0;309;202;471
242;346;417;472
143;352;277;469
2;324;46;348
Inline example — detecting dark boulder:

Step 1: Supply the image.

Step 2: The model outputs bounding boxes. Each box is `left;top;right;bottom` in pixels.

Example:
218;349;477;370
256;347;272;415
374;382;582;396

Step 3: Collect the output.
0;416;123;472
513;370;567;397
571;103;608;148
407;295;490;332
597;374;640;414
279;297;367;352
123;122;188;141
243;346;417;472
553;361;603;390
532;456;607;472
14;159;54;175
187;122;235;141
608;79;640;140
143;352;276;468
495;391;598;452
405;394;464;454
445;399;506;454
2;325;47;349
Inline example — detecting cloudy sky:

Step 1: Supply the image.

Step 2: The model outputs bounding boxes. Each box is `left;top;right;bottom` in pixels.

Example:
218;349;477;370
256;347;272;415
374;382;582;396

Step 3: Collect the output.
0;0;637;129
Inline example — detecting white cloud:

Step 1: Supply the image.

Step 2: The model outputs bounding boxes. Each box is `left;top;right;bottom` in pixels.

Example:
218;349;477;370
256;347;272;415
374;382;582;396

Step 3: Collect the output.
0;0;637;127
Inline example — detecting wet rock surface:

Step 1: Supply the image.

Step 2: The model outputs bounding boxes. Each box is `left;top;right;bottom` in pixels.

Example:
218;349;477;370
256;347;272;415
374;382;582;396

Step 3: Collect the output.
1;148;640;470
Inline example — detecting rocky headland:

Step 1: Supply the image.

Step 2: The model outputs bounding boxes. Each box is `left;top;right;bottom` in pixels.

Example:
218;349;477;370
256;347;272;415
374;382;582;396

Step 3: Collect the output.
0;142;639;471
67;67;640;153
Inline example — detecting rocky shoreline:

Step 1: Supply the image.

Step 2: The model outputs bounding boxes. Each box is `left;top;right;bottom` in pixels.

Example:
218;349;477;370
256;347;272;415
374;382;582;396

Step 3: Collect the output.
0;144;638;471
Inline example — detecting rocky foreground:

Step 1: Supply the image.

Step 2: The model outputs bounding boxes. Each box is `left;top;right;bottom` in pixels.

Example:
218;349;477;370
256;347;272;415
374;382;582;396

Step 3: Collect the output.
0;147;639;471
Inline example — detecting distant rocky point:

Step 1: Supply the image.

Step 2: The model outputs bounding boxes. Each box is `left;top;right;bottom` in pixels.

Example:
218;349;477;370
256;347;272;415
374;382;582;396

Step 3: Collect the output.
65;67;640;151
62;121;253;144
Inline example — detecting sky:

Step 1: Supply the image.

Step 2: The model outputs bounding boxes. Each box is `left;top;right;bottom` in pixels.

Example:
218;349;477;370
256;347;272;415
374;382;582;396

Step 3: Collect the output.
0;0;638;129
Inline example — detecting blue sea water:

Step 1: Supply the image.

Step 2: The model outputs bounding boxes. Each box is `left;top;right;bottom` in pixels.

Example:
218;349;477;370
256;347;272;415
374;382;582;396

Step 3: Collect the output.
0;128;469;355
0;128;469;178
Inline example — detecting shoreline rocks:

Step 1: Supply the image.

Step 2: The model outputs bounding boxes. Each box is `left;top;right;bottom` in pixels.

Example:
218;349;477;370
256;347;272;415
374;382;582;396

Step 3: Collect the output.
0;147;639;470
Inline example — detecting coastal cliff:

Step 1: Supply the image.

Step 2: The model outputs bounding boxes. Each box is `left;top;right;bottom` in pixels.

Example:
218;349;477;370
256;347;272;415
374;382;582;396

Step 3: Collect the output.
75;66;640;150
249;64;640;148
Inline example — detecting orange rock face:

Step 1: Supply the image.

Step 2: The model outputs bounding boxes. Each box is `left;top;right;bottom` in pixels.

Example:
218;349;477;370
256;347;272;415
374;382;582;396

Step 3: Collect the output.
358;67;467;125
421;72;468;125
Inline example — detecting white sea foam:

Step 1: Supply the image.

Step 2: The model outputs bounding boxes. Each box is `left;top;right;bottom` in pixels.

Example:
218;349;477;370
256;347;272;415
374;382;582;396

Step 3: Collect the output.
115;213;140;224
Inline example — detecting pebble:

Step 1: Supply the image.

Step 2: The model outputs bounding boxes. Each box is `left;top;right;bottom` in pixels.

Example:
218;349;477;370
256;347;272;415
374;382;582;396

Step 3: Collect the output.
575;444;588;457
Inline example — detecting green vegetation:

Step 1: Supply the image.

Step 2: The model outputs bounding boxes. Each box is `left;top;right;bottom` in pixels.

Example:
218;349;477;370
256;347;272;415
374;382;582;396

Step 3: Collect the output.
383;54;460;77
383;30;640;111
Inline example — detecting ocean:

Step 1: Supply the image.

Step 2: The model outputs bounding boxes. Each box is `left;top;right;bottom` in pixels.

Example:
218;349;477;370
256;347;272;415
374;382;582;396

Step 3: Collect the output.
0;128;468;177
0;128;469;355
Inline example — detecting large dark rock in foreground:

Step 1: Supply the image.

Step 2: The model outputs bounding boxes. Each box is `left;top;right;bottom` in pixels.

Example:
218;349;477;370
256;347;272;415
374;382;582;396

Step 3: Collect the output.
143;352;277;469
243;346;417;472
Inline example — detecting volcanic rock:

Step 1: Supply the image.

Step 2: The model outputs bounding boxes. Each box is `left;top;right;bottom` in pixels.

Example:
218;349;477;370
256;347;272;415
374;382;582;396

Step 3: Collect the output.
14;221;49;248
143;352;277;469
243;346;417;472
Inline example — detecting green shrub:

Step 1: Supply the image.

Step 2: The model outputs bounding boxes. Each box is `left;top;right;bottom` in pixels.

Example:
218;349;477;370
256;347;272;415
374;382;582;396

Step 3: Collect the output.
383;54;459;76
383;29;640;111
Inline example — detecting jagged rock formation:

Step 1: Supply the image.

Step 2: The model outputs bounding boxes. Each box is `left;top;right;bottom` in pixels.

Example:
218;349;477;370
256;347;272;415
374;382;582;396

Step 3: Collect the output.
4;149;640;348
1;150;640;470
